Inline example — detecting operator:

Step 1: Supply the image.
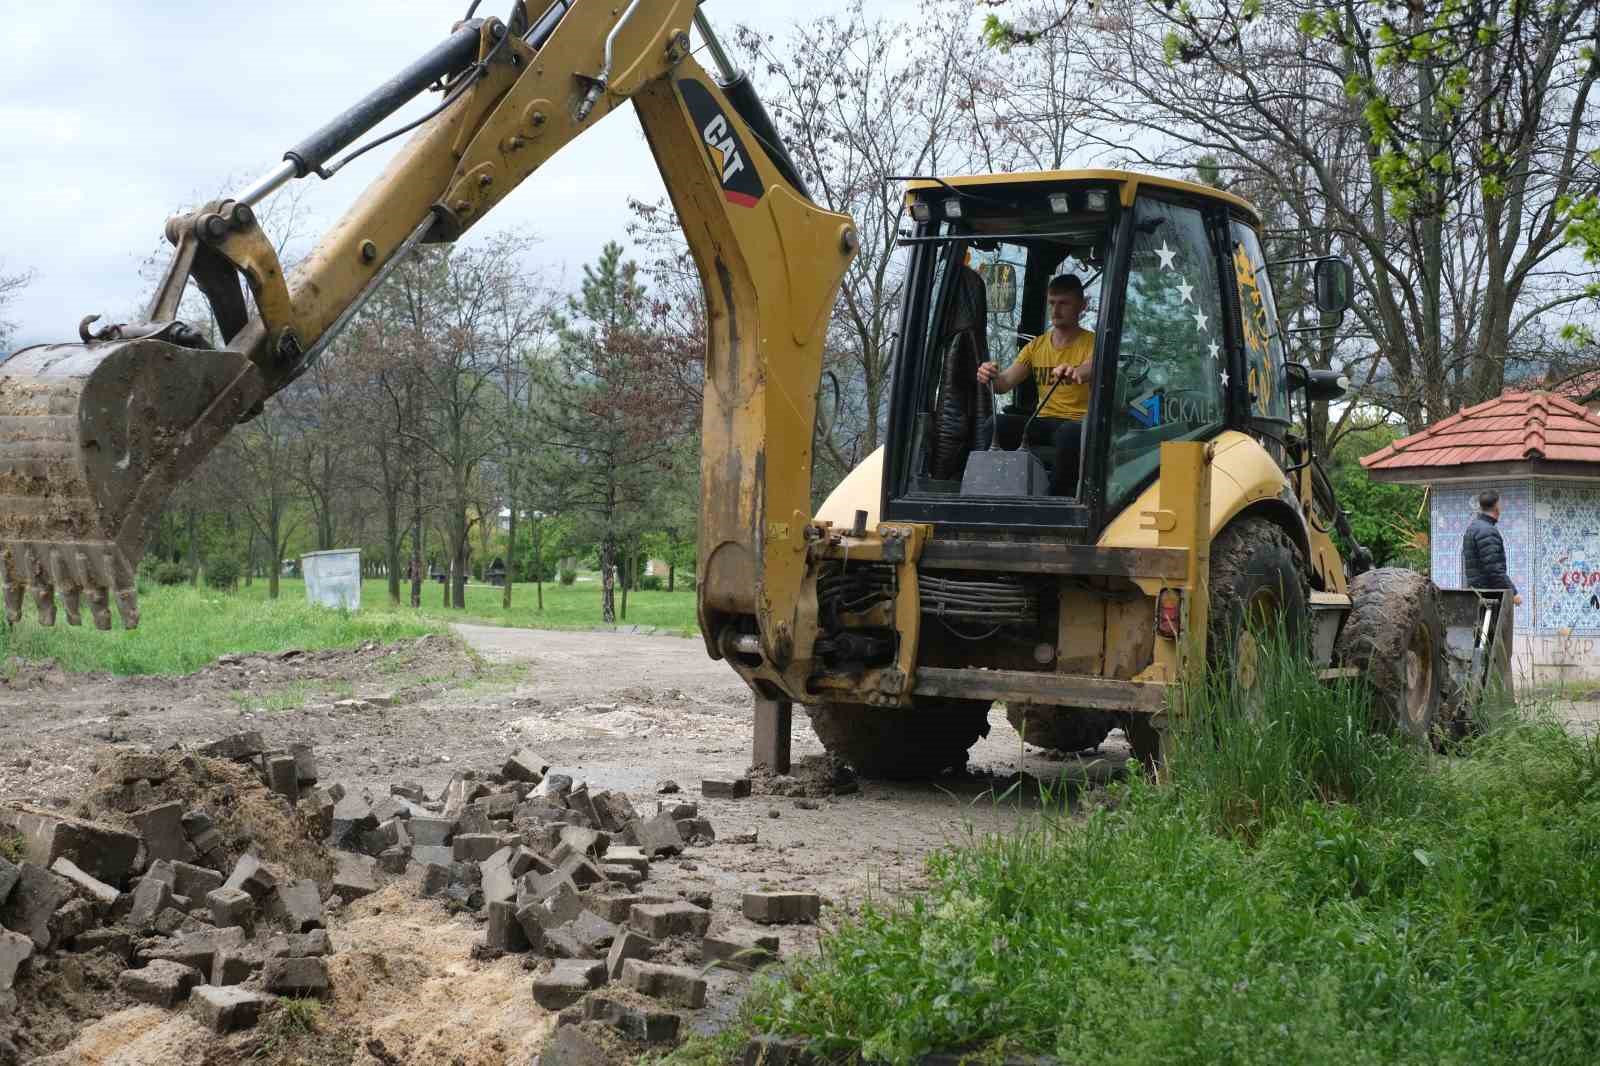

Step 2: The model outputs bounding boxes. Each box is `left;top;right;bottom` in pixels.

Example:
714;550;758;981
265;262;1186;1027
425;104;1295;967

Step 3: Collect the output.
976;273;1093;497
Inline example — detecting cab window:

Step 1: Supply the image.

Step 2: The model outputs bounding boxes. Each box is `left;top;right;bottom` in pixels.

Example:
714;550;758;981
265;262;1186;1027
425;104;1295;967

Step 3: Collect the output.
1105;197;1228;508
1230;222;1289;424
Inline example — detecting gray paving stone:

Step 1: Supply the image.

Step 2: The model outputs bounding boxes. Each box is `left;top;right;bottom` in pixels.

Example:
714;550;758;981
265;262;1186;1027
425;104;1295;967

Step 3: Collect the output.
191;985;271;1033
3;807;141;884
117;958;202;1007
742;891;821;925
530;958;605;1009
628;901;711;939
48;857;120;906
262;955;330;996
620;958;707;1008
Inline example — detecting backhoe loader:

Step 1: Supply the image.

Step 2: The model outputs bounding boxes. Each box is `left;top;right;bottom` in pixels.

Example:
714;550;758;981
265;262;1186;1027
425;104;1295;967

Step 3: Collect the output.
0;0;1511;775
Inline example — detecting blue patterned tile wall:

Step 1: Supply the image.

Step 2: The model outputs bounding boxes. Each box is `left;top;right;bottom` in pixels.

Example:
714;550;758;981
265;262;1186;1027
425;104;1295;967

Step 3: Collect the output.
1430;479;1534;622
1430;478;1600;635
1531;479;1600;635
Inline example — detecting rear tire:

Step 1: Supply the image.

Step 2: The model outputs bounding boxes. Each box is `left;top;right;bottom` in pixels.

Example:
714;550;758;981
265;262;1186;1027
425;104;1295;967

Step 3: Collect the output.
1335;568;1444;743
804;699;991;779
1004;703;1114;753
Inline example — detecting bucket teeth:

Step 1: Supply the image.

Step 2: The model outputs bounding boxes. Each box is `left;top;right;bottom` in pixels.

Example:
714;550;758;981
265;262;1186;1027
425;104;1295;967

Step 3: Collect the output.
0;541;137;630
0;336;261;632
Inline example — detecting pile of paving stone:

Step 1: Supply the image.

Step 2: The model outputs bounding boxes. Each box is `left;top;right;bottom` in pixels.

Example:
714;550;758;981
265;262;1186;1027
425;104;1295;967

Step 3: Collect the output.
1;733;826;1062
382;753;823;1063
0;732;349;1044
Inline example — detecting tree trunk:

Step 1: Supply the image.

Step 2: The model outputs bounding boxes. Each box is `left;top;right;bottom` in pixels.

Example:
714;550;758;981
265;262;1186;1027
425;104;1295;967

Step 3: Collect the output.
531;520;544;612
267;515;281;599
600;534;616;624
503;496;517;610
621;544;630;622
452;533;468;610
410;474;423;609
245;527;255;587
385;495;402;607
187;506;200;588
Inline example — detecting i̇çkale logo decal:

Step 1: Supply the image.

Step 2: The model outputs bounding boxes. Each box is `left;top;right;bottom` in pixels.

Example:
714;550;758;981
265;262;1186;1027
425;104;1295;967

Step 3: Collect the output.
677;79;765;208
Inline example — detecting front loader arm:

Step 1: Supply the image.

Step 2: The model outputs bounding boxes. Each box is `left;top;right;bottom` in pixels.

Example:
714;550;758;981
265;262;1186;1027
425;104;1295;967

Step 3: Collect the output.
0;0;855;636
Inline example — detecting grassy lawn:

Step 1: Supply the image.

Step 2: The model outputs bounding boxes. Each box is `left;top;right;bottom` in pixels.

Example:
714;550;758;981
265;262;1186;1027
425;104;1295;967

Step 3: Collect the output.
0;583;443;676
0;574;698;677
668;654;1600;1065
358;575;701;635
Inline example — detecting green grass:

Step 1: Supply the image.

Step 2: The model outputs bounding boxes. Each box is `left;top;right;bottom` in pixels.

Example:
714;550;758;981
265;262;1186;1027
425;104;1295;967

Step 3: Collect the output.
0;582;443;677
361;574;701;635
228;678;354;713
674;645;1600;1065
0;573;699;677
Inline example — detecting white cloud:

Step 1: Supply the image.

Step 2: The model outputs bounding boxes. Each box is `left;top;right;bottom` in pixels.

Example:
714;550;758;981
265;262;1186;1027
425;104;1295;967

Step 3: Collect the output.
0;0;921;350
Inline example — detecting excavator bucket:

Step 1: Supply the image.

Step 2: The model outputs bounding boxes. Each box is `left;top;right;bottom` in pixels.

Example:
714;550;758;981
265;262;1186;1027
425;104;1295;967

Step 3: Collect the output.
1438;588;1515;724
0;337;262;629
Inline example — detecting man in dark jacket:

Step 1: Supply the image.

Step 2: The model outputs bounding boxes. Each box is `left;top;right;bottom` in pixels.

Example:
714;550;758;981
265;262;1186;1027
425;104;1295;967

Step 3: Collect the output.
1461;490;1522;605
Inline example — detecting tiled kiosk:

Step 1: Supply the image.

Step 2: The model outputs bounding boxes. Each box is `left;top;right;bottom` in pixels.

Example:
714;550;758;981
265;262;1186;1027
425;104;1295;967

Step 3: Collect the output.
1363;391;1600;683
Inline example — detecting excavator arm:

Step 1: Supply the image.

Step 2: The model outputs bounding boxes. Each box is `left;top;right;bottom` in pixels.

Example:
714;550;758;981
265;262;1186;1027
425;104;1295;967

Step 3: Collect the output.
0;0;856;645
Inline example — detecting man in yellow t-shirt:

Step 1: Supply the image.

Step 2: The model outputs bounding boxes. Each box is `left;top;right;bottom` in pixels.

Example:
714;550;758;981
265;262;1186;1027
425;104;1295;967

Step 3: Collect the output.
976;273;1093;496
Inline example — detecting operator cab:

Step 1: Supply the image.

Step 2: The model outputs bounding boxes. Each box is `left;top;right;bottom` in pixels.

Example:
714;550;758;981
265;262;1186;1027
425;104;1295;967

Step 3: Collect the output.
884;171;1292;541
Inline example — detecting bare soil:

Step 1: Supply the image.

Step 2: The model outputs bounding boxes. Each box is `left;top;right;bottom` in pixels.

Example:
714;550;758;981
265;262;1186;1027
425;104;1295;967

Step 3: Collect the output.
0;624;1121;1064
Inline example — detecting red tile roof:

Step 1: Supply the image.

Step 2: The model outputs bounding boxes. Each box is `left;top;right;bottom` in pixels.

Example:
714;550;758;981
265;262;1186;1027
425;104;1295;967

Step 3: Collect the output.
1361;391;1600;473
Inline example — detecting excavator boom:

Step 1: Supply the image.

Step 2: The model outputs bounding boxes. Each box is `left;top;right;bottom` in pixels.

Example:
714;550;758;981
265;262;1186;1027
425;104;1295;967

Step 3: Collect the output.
0;1;855;639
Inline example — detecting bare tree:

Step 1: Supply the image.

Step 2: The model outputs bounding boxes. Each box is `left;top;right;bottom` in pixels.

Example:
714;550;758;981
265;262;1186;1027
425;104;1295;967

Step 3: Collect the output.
986;0;1600;427
0;263;31;354
732;1;983;490
402;237;535;609
211;408;303;599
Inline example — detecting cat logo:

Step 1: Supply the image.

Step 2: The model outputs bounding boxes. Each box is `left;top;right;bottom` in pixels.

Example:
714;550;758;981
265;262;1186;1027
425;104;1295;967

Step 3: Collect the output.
677;78;765;208
701;114;747;187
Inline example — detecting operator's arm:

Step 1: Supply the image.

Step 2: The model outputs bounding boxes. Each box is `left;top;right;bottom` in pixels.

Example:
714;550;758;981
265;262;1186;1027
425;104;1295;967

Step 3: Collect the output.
1050;359;1092;385
977;356;1032;394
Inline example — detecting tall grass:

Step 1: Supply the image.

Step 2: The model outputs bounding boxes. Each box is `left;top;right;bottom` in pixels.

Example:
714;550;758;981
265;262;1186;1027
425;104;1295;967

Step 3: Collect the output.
1167;634;1430;839
679;641;1600;1065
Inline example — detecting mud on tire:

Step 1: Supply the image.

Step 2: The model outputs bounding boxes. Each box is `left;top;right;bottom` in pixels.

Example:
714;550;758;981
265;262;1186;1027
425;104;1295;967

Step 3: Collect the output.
804;699;991;779
1208;517;1312;665
1004;703;1114;753
1335;567;1444;743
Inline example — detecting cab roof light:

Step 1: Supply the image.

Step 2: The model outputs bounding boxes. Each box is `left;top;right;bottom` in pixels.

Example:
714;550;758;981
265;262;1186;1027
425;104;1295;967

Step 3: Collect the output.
943;197;963;219
1085;188;1110;211
1048;191;1072;214
910;201;932;223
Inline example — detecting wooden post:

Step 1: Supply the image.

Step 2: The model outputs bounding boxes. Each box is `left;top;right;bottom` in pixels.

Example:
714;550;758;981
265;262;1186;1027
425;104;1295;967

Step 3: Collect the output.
752;696;792;773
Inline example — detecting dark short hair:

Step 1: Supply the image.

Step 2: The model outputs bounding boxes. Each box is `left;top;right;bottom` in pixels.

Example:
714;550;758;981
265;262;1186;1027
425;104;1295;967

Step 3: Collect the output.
1478;489;1500;511
1047;274;1084;296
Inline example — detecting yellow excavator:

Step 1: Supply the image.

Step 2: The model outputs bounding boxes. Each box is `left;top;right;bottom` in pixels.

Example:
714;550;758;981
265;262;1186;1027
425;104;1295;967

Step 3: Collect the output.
0;0;1510;775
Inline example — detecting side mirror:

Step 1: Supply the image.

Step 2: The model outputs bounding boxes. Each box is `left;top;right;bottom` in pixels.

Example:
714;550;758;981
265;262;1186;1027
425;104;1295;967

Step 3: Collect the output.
1285;361;1350;402
1313;258;1352;316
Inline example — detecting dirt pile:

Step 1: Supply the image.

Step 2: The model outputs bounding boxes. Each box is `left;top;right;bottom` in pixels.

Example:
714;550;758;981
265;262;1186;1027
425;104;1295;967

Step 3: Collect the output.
747;754;860;799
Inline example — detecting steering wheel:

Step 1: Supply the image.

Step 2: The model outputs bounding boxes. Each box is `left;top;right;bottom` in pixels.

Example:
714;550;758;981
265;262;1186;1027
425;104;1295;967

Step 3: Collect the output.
1122;352;1154;388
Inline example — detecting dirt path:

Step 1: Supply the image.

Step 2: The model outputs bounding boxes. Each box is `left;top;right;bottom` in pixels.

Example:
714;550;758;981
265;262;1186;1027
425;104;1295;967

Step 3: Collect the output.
0;624;1110;905
448;624;1115;906
1;625;1117;1063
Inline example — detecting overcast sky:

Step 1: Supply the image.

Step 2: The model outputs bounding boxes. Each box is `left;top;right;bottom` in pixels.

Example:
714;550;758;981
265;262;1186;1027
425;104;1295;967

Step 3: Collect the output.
0;0;917;350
